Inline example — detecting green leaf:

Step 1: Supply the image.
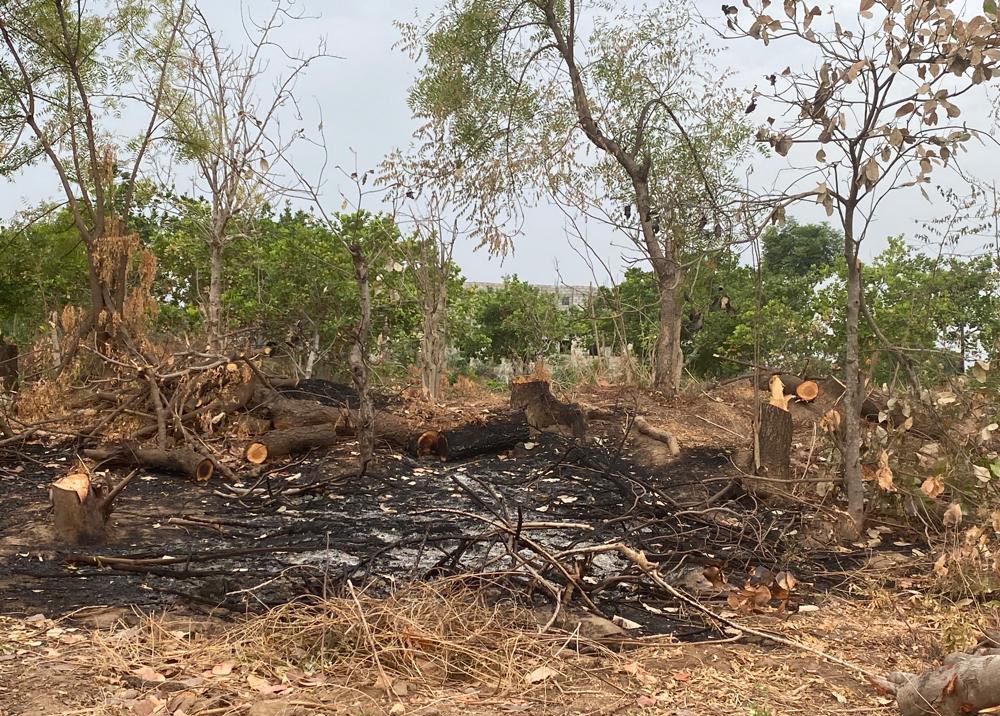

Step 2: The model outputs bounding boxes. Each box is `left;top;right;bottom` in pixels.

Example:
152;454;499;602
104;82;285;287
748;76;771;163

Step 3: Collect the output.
985;0;997;16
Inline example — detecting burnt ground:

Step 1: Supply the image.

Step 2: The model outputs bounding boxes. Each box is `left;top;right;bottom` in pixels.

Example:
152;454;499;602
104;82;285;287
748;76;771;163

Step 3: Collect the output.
0;385;955;716
0;400;918;634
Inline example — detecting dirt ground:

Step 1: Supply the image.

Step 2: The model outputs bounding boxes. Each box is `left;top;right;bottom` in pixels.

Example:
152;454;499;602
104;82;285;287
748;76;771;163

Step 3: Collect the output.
0;380;982;715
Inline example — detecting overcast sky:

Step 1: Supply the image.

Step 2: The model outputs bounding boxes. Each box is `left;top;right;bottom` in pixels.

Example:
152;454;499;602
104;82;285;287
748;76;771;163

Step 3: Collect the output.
2;0;998;284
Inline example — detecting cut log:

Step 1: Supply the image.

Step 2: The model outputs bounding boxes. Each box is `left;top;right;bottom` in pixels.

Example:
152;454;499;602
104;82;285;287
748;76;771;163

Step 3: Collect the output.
266;395;354;431
417;410;531;462
795;380;819;402
885;653;1000;716
633;416;680;456
245;424;343;463
510;380;587;437
83;445;214;482
49;469;139;545
755;372;819;404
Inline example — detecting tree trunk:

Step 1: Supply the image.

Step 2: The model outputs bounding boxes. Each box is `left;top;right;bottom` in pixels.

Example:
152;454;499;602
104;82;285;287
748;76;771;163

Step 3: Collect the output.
207;238;224;351
652;273;683;396
50;473;109;545
843;236;865;537
348;243;374;473
246;424;343;463
0;340;18;390
83;445;214;482
417;409;531;461
420;283;447;402
303;328;321;379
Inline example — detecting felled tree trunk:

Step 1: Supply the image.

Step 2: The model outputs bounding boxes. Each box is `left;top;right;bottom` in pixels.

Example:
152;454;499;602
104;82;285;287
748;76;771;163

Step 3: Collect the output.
754;376;793;483
246;425;342;464
416;410;530;462
83;445;214;482
510;380;587;437
884;653;1000;716
265;395;353;432
753;372;820;402
50;470;138;545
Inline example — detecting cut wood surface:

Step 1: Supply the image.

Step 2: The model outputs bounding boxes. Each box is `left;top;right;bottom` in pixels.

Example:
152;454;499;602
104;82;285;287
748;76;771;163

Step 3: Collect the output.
83;445;214;482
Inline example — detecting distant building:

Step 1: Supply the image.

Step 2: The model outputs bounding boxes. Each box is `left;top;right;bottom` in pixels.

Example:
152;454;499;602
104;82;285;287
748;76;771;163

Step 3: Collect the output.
467;281;596;310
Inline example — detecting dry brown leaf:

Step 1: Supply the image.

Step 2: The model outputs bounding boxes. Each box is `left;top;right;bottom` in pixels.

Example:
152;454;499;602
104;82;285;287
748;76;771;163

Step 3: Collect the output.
524;665;558;685
941;671;958;697
135;665;166;683
211;660;235;676
943;502;963;529
921;475;945;499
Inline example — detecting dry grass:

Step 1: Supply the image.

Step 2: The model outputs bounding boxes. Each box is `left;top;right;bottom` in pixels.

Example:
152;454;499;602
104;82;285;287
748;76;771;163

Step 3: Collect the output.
3;580;998;716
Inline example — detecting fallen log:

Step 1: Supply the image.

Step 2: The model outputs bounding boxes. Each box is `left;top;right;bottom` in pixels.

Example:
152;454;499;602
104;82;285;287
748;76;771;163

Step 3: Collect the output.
245;424;343;464
754;372;821;403
416;409;531;462
883;653;1000;716
510;380;587;437
633;416;680;456
50;469;139;545
83;445;214;482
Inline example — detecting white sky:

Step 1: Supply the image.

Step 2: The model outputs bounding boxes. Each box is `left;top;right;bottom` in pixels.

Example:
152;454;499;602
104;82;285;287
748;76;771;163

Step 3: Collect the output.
2;0;998;284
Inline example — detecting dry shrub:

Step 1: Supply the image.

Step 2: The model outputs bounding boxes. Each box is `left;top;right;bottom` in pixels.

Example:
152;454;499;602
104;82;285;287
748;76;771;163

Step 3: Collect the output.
15;375;74;425
930;522;1000;598
450;374;488;399
528;358;551;383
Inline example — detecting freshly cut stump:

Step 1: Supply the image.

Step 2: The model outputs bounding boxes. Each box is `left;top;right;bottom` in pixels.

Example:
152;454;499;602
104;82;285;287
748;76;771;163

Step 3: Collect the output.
50;473;108;544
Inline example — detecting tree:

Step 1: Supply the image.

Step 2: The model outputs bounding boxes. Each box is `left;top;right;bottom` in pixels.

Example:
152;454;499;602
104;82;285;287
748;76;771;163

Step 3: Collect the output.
0;206;89;345
404;2;750;396
0;0;187;357
762;220;841;279
456;278;563;370
383;122;476;402
728;0;1000;536
165;1;323;350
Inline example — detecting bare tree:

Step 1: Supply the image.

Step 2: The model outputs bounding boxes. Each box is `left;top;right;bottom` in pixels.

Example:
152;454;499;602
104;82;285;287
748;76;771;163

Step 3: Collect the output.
0;0;187;358
725;0;1000;535
167;1;324;350
383;123;483;403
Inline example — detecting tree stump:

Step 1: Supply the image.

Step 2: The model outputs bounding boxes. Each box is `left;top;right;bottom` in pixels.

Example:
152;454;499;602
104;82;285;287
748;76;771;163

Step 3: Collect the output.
50;473;107;544
49;469;138;545
510;380;587;437
886;653;1000;716
754;375;793;482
